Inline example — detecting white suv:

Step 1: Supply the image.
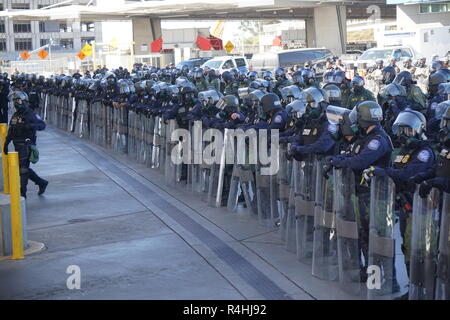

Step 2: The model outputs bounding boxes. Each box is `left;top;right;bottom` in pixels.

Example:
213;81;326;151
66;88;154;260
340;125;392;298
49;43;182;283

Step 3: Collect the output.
201;56;248;73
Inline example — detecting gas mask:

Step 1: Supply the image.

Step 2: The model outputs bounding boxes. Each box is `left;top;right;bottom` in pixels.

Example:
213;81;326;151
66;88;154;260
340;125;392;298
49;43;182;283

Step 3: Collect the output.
352;85;363;94
305;102;322;119
14;99;27;113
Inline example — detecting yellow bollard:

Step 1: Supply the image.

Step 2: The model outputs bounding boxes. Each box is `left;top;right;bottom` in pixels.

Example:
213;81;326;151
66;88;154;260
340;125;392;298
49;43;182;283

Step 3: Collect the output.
8;152;24;260
0;123;9;194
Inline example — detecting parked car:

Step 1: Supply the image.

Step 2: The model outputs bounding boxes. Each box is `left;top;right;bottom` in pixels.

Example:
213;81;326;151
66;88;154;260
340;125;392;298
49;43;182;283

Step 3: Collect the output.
176;57;211;70
355;46;416;70
201;56;249;73
249;48;334;78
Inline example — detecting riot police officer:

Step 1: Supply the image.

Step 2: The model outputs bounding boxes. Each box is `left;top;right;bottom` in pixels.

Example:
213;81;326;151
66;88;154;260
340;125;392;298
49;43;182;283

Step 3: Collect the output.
222;71;239;96
3;91;48;198
393;71;427;112
364;110;435;298
347;75;376;109
273;68;292;96
329;101;393;281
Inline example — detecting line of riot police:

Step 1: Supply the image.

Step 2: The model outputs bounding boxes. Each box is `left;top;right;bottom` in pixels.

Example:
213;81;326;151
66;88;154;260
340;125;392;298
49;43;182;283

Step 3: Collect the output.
5;58;450;300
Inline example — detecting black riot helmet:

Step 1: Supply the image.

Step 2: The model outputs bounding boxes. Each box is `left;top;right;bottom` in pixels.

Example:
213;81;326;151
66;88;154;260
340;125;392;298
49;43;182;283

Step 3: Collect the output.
285;99;306;120
393;70;413;87
117;79;130;95
280;85;303;105
428;69;448;97
323;71;335;84
323;84;342;106
262;71;273;81
222;71;233;84
216;95;239;111
192;67;204;80
291;70;305;87
326;105;354;138
392;109;426;139
274;67;286;80
379;83;407;99
301;69;315;84
381;66;396;85
10;90;29;111
332;70;347;85
260;93;282;115
247;71;258;82
349;100;383;131
351;75;365;94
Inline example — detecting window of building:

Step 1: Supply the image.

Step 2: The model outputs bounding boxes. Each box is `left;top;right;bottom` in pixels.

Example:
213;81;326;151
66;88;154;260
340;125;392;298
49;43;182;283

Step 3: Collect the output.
0;40;6;52
420;2;450;13
40;39;50;47
81;22;95;32
0;22;5;33
15;38;32;51
59;23;72;33
11;3;30;10
0;3;3;11
81;37;95;45
60;38;74;50
13;21;32;33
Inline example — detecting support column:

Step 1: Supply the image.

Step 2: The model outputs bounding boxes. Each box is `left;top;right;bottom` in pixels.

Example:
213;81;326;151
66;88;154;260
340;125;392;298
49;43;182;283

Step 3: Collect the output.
311;5;346;55
305;17;315;48
132;18;162;56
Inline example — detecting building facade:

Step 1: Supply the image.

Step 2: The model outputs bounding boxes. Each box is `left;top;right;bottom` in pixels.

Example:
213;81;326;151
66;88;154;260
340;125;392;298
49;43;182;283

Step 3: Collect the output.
388;0;450;28
0;0;102;60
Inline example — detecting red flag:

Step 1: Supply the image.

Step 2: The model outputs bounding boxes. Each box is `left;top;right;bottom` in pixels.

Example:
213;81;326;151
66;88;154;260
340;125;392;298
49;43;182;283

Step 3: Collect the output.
196;36;211;51
151;37;163;53
208;36;223;50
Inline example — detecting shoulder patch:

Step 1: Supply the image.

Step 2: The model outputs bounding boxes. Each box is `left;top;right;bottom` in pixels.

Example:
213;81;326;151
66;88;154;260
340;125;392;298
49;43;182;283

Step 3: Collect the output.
328;123;338;134
367;139;380;151
273;115;283;123
417;150;430;163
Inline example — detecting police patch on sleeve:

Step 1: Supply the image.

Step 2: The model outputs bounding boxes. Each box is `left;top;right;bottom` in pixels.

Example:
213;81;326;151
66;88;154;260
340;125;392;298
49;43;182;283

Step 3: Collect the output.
328;124;337;134
367;139;380;151
417;150;430;163
273;115;283;124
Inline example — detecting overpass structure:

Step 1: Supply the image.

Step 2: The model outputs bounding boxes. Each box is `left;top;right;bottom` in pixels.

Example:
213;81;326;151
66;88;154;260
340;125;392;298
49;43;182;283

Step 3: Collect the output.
0;0;395;56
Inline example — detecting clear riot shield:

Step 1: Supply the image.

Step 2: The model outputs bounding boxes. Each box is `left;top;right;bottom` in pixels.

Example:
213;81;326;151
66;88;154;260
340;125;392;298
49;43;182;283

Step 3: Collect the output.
334;167;361;295
256;163;273;226
277;144;290;239
118;106;128;154
136;111;145;163
188;121;203;195
409;187;441;300
436;193;450;300
56;96;63;128
89;101;97;144
207;128;229;208
63;96;70;131
284;159;299;253
367;175;396;300
73;99;83;138
144;112;155;167
99;103;107;147
151;115;162;168
296;155;317;264
107;104;114;149
164;119;178;186
111;104;119;152
69;97;76;133
312;158;338;281
43;93;49;121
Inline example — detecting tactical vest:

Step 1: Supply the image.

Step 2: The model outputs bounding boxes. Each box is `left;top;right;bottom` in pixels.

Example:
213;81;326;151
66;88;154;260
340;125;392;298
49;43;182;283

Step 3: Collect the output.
10;111;35;142
301;117;324;145
436;148;450;179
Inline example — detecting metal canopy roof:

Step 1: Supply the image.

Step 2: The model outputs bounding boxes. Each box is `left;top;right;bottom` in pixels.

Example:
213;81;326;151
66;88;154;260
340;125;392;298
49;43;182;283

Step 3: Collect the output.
0;0;392;21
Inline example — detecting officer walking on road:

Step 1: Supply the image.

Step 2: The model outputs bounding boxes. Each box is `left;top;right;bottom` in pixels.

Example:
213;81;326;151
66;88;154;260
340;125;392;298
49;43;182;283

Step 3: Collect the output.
3;91;48;198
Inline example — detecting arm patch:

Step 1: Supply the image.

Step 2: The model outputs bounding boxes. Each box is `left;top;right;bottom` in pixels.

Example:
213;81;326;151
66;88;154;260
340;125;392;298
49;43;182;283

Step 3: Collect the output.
273;115;283;123
417;150;430;163
367;139;380;151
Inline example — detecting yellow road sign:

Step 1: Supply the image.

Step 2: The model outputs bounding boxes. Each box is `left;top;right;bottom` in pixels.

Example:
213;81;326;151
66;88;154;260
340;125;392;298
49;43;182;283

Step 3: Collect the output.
81;43;93;57
77;51;87;60
224;41;234;53
38;49;48;60
20;50;30;61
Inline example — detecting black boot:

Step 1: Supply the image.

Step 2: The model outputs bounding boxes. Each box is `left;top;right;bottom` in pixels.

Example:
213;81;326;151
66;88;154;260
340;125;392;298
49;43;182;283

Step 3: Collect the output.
38;180;49;195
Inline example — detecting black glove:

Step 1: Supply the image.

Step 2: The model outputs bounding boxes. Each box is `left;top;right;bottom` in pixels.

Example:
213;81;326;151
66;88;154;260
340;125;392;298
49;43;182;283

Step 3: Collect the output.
419;181;432;198
3;142;8;155
406;175;422;192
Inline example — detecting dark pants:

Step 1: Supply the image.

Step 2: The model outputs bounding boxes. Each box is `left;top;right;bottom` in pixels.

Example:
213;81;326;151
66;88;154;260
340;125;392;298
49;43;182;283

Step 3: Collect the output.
13;142;46;197
0;98;8;123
